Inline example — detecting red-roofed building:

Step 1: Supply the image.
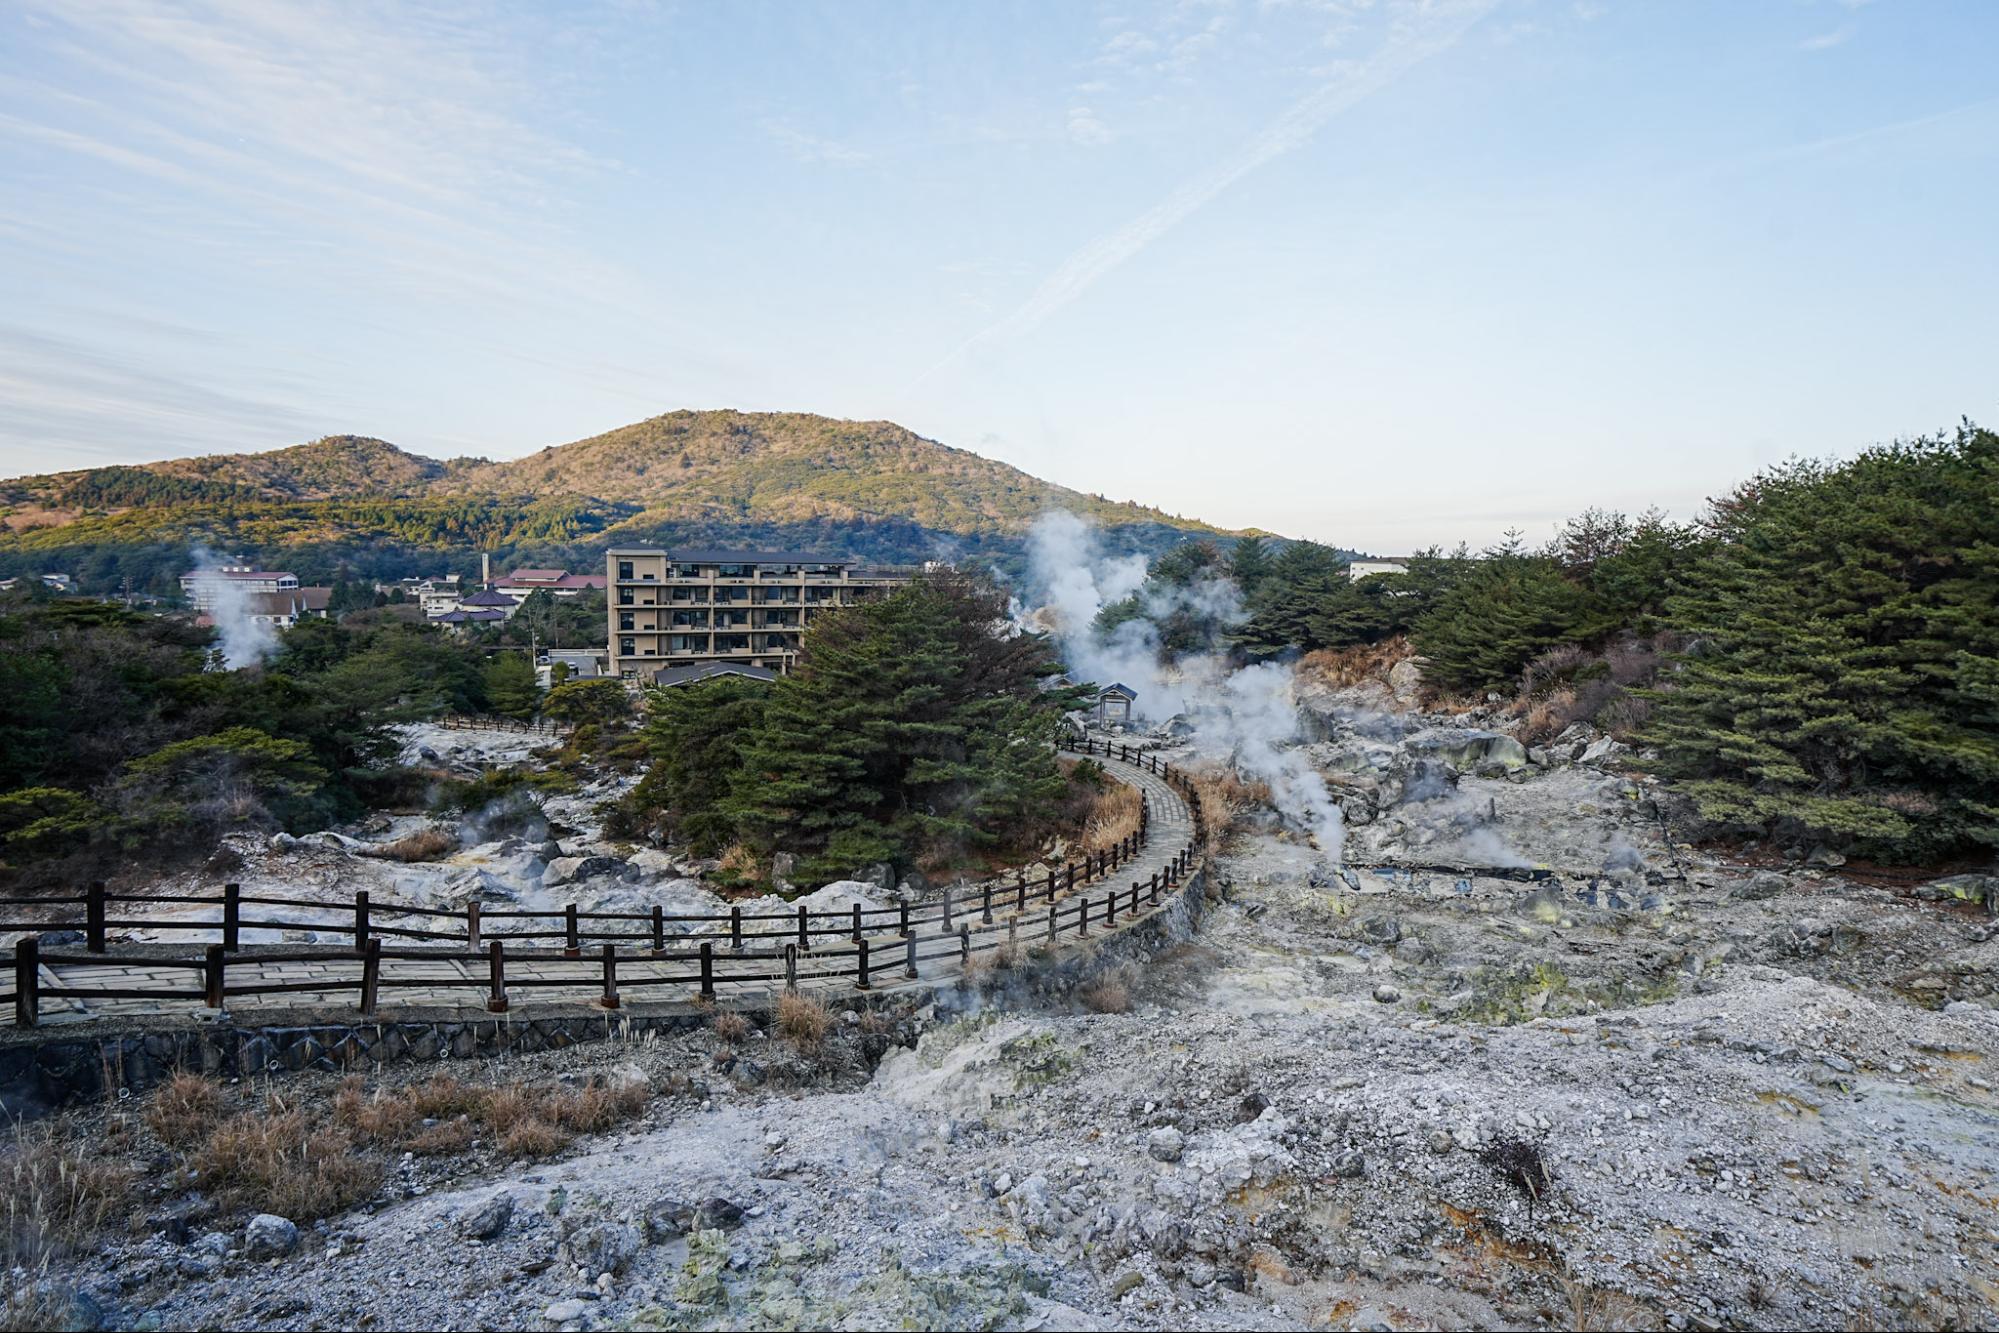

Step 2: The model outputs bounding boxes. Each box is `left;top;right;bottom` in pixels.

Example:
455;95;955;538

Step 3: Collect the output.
492;568;607;600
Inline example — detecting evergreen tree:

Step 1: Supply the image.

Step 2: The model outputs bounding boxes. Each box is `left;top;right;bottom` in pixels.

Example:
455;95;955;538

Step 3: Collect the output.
1648;425;1999;860
1413;537;1598;692
629;676;769;853
483;651;540;719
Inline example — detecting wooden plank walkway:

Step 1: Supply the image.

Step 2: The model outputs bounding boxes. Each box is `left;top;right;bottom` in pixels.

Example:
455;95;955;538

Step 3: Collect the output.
25;746;1199;1026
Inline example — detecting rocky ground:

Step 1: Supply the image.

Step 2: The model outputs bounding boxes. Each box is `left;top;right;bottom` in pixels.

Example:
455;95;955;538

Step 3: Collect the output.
28;698;1999;1331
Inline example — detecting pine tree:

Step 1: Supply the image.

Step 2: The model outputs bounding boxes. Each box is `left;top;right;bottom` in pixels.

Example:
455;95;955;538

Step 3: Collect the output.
482;652;540;719
1648;425;1999;860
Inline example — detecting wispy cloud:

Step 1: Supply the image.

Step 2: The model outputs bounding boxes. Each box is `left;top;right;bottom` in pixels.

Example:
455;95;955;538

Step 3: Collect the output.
1800;24;1856;52
919;0;1496;378
763;119;873;166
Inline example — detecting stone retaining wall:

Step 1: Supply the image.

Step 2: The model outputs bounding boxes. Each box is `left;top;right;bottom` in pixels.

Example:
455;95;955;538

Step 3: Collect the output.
0;862;1211;1120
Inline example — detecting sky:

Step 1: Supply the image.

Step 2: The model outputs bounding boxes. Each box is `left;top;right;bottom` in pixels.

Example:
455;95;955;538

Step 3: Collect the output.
1;0;1994;553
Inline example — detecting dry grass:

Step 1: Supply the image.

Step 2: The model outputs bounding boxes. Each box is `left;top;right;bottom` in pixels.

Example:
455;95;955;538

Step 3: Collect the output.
142;1070;225;1149
408;1117;476;1155
1080;781;1144;857
196;1096;382;1220
369;827;456;862
1079;974;1132;1014
498;1118;571;1158
1184;764;1271;836
776;991;831;1050
1298;636;1414;690
0;1123;134;1270
1559;1273;1652;1331
710;1009;752;1043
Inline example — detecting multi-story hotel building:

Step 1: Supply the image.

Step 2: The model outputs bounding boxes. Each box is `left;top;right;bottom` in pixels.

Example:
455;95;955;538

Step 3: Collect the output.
606;548;913;681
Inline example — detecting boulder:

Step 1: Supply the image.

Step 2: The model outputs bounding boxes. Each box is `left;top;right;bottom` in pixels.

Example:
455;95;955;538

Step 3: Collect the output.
1580;737;1629;765
1408;729;1527;773
1146;1127;1185;1163
1387;658;1424;706
244;1213;299;1260
457;1193;514;1241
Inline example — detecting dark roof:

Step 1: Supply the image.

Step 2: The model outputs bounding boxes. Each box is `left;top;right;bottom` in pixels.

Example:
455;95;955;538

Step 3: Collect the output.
668;549;850;566
649;662;778;689
460;589;518;607
1100;682;1138;699
432;608;507;623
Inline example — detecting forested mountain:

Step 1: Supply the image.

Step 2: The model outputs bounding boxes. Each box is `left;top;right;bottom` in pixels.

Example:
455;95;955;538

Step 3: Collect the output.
0;411;1232;591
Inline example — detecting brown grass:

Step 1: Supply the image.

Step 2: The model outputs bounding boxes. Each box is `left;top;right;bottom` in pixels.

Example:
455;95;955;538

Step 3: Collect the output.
196;1096;382;1220
1298;635;1413;690
0;1124;134;1270
1080;781;1144;857
710;1009;752;1043
776;991;831;1050
498;1118;571;1159
408;1117;476;1155
369;827;456;862
1079;974;1132;1014
1184;764;1270;836
143;1071;225;1149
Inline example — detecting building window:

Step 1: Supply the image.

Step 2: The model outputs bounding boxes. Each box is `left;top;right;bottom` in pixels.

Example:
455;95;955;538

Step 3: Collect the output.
619;636;635;655
618;589;633;606
619;612;634;631
617;560;634;580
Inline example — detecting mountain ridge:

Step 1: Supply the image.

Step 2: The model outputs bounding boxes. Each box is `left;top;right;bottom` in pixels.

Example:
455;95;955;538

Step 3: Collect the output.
0;410;1246;586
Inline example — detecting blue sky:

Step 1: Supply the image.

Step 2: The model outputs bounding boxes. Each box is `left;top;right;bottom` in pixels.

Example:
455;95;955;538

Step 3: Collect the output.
1;0;1993;551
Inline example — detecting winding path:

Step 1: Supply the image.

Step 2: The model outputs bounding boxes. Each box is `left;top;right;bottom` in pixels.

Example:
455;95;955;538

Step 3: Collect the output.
16;744;1200;1029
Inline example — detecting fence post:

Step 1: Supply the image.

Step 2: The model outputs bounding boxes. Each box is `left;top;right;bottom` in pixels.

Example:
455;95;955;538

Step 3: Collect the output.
903;934;918;979
797;904;808;953
600;943;620;1009
784;943;799;991
13;938;37;1028
86;881;106;953
698;941;715;1001
1151;871;1160;904
1078;895;1089;936
222;882;240;952
360;937;381;1016
981;882;993;925
203;943;225;1009
941;886;953;933
731;906;743;951
1046;869;1057;901
898;900;910;938
959;924;970;965
652;905;665;954
564;903;581;957
856;938;871;991
354;891;370;949
487;940;508;1013
850;903;862;943
1016;874;1027;914
466;901;481;954
1047;903;1057;941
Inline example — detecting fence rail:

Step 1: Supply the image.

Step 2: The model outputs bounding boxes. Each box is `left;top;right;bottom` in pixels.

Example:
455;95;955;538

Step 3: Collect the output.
437;713;571;737
2;739;1206;1026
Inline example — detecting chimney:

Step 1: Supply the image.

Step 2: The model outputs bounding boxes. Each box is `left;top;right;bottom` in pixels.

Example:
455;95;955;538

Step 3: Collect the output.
481;552;490;587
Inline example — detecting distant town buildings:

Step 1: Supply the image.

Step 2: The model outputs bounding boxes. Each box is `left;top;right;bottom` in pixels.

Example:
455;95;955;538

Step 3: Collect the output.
606;548;913;681
492;567;607;600
0;573;72;593
181;566;331;628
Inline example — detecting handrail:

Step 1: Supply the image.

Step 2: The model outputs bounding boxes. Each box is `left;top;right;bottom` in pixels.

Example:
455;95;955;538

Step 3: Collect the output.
4;741;1209;1026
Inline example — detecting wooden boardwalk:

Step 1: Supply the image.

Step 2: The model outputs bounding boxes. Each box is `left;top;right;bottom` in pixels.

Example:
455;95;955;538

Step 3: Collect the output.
14;744;1201;1028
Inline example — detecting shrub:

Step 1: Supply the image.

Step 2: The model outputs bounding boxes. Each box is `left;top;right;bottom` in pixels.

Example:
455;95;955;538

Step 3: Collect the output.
143;1071;225;1149
369;827;455;862
710;1010;751;1043
776;991;831;1050
0;1123;133;1269
1079;975;1131;1014
195;1097;381;1220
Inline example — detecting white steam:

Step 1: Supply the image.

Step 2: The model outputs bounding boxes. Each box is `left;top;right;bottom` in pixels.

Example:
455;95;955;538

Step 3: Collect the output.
192;548;279;670
1026;512;1345;864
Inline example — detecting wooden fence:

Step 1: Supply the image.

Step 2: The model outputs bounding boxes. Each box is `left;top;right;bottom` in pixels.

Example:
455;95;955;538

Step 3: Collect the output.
0;739;1205;1026
437;713;571;738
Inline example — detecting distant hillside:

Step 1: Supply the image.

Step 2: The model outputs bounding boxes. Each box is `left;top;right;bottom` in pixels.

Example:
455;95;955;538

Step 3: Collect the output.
0;410;1242;593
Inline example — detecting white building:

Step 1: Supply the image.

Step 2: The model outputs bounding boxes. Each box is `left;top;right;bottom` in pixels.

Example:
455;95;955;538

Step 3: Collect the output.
1346;557;1412;582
